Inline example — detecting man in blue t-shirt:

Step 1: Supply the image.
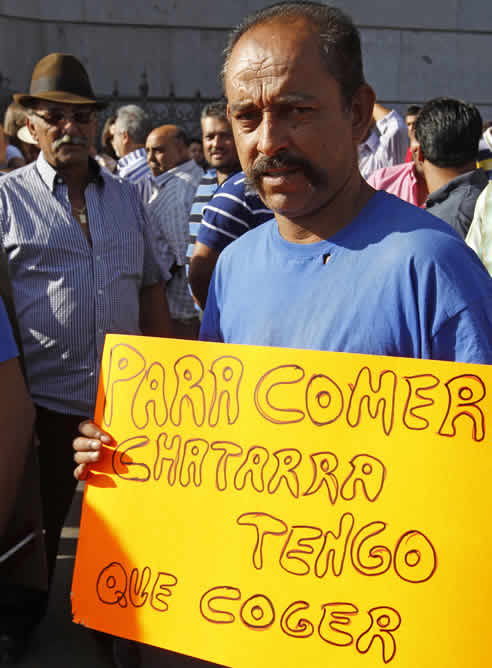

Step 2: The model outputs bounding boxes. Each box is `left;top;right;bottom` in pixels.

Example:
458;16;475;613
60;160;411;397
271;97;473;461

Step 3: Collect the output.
199;3;492;362
73;5;492;667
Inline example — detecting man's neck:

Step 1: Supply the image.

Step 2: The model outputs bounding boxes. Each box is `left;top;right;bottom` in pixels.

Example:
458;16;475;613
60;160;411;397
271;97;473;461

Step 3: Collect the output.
51;159;90;194
425;161;476;196
216;167;239;185
276;173;375;244
121;144;144;159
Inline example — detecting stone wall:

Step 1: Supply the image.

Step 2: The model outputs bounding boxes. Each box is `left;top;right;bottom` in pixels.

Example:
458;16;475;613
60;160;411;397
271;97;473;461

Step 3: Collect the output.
1;0;491;122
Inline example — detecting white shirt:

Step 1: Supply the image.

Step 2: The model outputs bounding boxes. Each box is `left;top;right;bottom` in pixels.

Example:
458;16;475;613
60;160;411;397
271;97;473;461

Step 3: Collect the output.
466;182;492;276
359;109;408;180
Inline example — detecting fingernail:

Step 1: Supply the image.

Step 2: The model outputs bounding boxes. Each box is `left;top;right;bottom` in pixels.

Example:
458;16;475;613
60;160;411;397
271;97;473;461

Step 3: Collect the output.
91;440;101;450
100;434;112;444
90;452;99;461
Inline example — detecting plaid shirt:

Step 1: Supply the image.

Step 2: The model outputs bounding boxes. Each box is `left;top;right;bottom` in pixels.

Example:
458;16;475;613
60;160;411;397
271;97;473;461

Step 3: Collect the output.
144;159;203;319
0;152;160;416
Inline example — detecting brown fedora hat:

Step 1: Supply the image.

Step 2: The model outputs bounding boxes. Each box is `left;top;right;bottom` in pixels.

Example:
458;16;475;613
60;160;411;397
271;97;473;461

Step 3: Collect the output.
14;53;106;109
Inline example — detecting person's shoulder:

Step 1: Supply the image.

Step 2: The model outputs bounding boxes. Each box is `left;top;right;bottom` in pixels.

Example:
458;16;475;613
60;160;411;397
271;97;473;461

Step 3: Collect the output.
368;191;468;250
102;168;138;191
217;215;275;260
367;162;413;187
214;171;247;196
101;169;146;208
204;172;249;215
0;162;39;196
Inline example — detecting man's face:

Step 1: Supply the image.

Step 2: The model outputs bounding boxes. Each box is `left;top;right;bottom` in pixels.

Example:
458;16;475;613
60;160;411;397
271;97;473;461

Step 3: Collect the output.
225;19;369;220
27;102;96;169
405;114;418;142
145;131;187;177
111;123;126;159
189;141;204;165
201;116;238;172
410;136;424;176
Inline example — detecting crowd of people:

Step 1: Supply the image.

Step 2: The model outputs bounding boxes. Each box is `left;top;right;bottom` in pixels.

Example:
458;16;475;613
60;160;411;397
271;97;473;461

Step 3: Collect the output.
1;1;492;667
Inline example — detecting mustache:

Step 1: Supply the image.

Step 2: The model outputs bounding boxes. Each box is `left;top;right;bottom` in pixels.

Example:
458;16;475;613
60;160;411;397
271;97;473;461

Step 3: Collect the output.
245;151;324;191
52;134;88;151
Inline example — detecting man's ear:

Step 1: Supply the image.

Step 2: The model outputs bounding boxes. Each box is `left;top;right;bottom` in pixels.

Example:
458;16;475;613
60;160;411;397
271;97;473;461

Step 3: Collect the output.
26;116;39;143
350;84;376;145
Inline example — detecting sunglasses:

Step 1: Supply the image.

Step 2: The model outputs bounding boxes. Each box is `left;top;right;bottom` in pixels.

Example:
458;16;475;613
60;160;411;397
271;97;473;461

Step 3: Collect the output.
32;108;95;125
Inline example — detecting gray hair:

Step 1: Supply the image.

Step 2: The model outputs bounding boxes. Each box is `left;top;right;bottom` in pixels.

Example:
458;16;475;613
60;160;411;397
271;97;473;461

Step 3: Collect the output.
114;104;152;145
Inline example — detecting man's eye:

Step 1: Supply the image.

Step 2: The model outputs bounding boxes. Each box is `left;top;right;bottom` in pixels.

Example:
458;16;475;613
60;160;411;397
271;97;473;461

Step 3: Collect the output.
293;106;313;115
236;110;260;122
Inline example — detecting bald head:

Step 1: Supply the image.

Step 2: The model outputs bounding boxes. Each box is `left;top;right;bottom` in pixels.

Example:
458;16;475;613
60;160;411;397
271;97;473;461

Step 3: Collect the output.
146;124;189;176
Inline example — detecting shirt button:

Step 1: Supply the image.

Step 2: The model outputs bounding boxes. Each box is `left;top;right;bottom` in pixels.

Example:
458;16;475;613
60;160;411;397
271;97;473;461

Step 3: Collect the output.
96;256;101;261
98;289;103;295
98;328;103;334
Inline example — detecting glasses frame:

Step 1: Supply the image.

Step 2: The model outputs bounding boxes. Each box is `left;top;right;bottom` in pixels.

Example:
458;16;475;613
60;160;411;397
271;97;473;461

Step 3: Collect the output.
31;108;96;126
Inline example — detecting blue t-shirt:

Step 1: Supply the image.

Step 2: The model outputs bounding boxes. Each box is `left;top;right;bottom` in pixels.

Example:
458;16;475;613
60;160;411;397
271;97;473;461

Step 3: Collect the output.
200;191;492;363
197;171;272;252
0;297;18;363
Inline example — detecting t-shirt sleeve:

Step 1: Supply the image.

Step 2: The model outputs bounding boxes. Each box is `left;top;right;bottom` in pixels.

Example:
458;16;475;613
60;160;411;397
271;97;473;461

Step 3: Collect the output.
198;189;253;253
199;268;223;343
0;297;18;363
431;299;492;363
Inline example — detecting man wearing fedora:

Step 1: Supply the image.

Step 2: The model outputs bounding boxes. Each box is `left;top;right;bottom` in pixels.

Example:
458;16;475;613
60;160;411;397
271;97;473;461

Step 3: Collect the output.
0;52;173;662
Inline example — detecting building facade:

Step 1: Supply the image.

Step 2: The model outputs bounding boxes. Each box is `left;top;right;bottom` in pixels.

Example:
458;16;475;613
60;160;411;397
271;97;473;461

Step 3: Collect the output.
1;0;491;133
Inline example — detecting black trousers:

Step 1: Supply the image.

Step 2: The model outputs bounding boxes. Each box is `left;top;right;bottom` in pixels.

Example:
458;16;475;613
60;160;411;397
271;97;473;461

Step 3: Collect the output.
0;406;84;635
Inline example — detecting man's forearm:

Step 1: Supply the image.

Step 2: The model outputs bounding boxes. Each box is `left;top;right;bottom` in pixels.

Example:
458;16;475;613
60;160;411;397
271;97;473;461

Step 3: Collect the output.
140;283;174;337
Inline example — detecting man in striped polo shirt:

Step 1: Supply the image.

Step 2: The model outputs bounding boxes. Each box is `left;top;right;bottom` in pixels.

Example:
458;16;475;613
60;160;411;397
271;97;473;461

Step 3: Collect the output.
189;170;272;308
186;101;240;289
112;104;152;184
0;53;173;655
143;124;203;339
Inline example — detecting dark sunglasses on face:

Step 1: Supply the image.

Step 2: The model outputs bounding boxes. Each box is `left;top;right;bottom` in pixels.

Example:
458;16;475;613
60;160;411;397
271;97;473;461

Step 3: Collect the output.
32;108;95;125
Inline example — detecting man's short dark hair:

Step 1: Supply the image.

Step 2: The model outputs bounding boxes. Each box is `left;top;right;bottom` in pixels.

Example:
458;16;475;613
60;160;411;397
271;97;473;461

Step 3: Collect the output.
414;97;483;168
222;1;365;108
201;100;228;122
405;104;421;118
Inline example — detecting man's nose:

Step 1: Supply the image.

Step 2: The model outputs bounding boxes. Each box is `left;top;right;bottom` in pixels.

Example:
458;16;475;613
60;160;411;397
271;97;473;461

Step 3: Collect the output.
211;135;223;149
60;116;78;132
257;116;288;157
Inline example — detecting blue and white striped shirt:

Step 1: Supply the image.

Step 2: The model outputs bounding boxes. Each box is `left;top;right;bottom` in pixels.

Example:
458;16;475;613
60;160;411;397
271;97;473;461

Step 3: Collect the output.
198;172;272;252
144;159;203;320
116;147;151;184
0;152;160;416
186;169;219;263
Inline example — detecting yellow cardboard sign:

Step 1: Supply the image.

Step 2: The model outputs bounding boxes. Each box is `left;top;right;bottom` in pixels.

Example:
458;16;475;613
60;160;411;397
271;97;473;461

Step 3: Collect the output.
72;334;492;667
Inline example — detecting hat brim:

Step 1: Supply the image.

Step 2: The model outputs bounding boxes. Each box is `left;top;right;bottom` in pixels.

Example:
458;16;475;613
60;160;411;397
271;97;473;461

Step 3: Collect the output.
13;90;107;110
17;125;39;145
